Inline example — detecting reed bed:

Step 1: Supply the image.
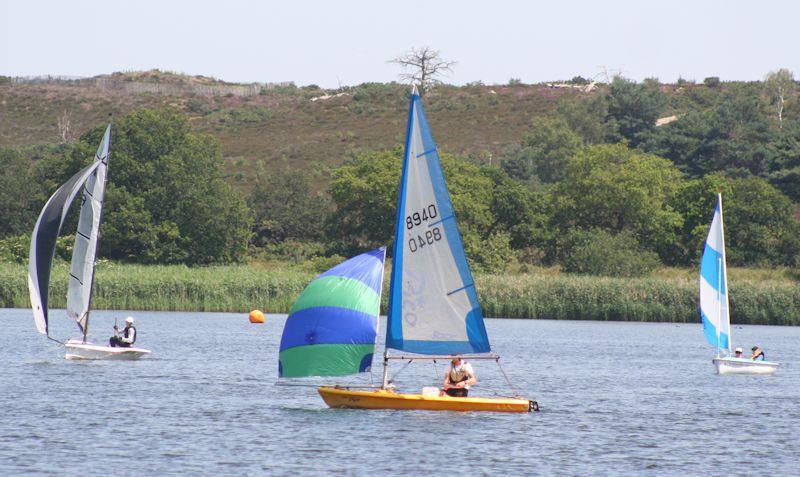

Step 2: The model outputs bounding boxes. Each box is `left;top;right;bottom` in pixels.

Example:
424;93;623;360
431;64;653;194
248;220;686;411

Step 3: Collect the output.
1;263;798;325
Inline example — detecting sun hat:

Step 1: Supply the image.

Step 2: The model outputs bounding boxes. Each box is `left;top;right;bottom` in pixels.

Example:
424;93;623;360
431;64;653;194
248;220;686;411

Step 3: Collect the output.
125;316;134;324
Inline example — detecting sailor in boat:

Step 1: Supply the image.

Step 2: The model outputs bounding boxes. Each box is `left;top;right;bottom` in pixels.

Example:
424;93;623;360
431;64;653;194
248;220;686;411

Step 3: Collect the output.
109;317;137;348
750;346;765;361
442;356;476;397
734;347;744;358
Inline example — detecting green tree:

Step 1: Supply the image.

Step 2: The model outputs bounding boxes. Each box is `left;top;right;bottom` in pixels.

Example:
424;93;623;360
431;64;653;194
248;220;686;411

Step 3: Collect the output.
0;148;43;237
673;173;800;266
248;166;331;246
606;76;666;145
558;228;660;277
552;143;684;262
555;94;613;144
500;117;583;183
327;148;497;259
34;109;252;264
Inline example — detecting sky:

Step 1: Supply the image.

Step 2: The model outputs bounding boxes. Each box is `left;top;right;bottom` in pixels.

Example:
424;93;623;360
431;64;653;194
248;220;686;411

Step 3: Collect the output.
1;0;798;88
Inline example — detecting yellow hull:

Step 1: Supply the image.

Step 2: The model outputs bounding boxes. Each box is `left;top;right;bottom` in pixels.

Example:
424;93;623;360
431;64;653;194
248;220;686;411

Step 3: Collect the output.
318;386;535;413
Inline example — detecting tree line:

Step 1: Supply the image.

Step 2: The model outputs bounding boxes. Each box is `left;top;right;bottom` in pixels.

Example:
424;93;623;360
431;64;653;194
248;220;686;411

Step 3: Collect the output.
1;73;798;276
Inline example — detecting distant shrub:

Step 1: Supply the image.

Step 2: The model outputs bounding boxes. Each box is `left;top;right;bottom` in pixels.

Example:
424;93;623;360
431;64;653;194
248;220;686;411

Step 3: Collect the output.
569;76;590;85
0;76;11;84
465;231;513;274
703;76;721;88
508;78;522;86
0;235;28;263
559;228;661;277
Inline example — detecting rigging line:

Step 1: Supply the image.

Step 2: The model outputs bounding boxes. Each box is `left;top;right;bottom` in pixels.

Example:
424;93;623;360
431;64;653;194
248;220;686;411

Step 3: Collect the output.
389;359;414;383
47;336;65;345
495;358;522;397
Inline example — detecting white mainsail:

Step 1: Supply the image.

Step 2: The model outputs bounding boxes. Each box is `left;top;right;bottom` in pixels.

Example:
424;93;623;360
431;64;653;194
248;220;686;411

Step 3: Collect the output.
67;125;110;336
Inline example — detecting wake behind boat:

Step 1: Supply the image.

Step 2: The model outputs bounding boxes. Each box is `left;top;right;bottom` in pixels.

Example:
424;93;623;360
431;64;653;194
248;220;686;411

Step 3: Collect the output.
28;124;151;360
700;194;776;375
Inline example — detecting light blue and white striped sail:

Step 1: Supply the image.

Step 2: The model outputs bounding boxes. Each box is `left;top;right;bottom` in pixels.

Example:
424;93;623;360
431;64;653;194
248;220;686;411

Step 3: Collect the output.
385;87;490;355
699;194;731;352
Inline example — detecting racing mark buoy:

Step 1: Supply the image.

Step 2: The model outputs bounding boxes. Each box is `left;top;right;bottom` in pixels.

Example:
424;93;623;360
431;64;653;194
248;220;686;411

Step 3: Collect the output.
249;310;265;324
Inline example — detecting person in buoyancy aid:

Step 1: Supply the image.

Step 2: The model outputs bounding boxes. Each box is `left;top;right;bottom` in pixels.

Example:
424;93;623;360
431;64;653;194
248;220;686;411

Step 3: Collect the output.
109;316;137;348
442;356;476;397
750;346;765;361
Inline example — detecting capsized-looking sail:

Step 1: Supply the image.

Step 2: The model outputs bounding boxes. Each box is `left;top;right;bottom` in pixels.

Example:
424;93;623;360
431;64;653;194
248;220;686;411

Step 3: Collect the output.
28;161;103;335
67;125;110;334
385;88;490;355
699;194;730;351
278;248;386;378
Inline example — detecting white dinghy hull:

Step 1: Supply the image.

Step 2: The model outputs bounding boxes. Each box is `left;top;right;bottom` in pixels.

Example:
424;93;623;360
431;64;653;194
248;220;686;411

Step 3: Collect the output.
712;357;778;375
64;339;151;360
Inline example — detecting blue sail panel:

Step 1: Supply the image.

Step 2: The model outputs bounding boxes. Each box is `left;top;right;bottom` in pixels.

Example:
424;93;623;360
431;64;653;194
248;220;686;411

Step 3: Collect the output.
699;194;731;351
278;248;386;377
386;88;490;355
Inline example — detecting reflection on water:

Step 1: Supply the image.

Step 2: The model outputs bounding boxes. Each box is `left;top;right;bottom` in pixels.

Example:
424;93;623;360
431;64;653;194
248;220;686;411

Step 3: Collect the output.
1;308;798;475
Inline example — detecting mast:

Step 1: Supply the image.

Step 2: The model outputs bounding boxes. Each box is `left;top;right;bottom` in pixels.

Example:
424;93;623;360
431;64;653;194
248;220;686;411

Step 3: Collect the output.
383;86;418;388
82;124;111;343
718;193;731;353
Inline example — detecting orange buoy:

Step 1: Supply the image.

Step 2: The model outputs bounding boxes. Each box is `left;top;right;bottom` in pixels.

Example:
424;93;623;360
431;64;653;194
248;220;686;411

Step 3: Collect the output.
249;309;265;324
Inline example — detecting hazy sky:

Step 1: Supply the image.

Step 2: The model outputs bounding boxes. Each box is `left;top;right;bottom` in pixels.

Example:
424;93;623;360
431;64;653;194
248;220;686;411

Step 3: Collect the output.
2;0;798;87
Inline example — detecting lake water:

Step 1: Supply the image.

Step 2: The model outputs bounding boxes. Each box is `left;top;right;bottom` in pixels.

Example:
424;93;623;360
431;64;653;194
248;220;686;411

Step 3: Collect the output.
1;308;798;476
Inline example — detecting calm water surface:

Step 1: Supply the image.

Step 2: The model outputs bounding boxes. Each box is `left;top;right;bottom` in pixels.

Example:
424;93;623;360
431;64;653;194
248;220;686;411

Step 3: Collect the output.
1;309;798;476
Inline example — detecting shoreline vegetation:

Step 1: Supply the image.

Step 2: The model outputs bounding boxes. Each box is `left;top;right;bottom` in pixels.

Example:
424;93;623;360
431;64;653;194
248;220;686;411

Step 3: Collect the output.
2;263;797;326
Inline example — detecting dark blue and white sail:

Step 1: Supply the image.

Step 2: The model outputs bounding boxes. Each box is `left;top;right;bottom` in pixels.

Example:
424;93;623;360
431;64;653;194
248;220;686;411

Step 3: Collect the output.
28;125;110;336
385;87;490;355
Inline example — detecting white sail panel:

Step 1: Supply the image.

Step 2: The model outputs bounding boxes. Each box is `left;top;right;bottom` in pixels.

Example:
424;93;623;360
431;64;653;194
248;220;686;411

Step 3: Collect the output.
67;125;110;334
386;89;490;354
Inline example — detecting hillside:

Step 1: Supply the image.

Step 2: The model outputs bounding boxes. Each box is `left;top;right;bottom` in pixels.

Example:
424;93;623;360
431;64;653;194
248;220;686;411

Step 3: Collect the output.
1;70;590;183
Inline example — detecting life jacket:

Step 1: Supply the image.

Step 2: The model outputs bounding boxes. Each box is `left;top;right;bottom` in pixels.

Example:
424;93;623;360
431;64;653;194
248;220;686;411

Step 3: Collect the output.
123;325;137;344
449;363;470;383
753;350;765;361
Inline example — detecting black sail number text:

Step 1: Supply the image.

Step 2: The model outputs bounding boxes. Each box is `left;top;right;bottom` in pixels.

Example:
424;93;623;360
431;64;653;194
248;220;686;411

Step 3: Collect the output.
405;204;438;230
408;226;443;253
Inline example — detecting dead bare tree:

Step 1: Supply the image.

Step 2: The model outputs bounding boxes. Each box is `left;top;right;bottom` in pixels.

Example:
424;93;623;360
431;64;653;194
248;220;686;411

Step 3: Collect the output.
57;110;72;143
389;46;455;95
765;69;795;129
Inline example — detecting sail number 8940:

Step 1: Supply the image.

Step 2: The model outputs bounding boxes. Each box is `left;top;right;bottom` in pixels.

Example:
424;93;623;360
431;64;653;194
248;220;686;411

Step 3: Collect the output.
409;226;442;253
406;204;438;230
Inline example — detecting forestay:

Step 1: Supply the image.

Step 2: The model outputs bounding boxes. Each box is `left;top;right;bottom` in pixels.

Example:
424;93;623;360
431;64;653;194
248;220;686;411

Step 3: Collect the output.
699;194;731;352
67;125;110;335
278;248;386;378
385;87;490;355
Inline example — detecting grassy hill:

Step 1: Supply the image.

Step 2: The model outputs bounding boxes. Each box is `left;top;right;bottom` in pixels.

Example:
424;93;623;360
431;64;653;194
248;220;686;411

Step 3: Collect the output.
1;70;585;185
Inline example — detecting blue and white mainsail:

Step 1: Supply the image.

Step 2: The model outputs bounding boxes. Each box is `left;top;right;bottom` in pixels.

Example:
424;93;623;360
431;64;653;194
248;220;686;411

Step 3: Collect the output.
385;87;490;355
699;194;731;353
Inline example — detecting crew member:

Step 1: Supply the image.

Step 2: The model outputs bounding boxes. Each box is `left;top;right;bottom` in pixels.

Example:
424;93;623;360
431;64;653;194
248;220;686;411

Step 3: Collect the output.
750;346;765;361
109;317;137;348
442;355;476;397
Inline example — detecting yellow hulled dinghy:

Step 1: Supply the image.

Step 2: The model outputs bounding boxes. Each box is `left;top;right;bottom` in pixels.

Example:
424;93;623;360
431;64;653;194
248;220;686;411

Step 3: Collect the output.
318;386;535;413
277;87;537;413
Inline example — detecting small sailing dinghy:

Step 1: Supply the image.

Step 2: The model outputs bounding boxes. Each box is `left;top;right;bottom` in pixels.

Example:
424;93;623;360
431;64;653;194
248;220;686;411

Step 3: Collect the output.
279;88;536;412
28;124;150;360
701;194;776;375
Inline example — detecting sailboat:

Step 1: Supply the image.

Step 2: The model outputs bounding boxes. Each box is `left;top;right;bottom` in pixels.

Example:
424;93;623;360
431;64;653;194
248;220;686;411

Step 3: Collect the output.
701;194;776;375
279;87;536;412
28;124;151;360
